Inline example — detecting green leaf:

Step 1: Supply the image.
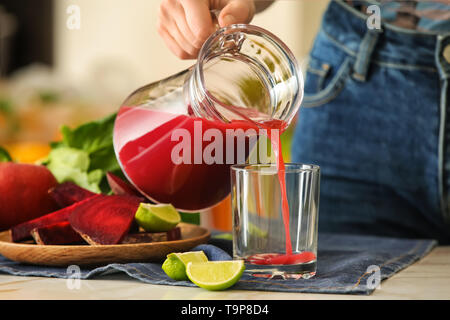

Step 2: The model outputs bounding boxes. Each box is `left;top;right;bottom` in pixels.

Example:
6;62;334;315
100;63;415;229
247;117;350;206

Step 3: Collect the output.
0;147;12;162
47;162;101;193
47;147;90;171
61;113;117;154
49;140;64;149
179;212;200;225
46;147;101;193
45;113;120;194
88;146;120;173
87;169;103;185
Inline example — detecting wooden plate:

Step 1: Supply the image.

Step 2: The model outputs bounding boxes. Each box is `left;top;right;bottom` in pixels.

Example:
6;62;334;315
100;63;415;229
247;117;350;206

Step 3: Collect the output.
0;223;210;267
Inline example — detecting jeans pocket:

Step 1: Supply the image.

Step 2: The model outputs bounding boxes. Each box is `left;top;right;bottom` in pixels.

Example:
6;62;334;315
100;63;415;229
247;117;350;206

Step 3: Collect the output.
302;56;353;108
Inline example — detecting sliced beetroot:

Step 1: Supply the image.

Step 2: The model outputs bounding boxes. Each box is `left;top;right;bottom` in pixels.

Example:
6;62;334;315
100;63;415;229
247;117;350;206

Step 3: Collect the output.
49;182;97;208
167;226;181;241
11;195;100;242
121;227;181;244
106;172;142;197
31;221;86;245
69;195;142;245
128;220;139;234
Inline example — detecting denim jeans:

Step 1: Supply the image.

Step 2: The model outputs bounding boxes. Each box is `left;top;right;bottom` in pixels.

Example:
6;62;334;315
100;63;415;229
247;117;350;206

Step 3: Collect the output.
292;0;450;244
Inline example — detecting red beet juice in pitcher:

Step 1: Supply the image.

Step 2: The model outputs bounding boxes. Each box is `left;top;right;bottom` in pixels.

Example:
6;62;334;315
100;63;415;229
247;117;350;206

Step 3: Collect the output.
114;106;261;211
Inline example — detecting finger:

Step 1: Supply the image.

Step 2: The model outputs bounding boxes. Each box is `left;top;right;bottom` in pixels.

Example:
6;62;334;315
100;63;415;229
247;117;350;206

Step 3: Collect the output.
218;0;256;27
180;0;217;48
157;24;195;60
158;3;197;58
172;4;201;50
169;18;199;56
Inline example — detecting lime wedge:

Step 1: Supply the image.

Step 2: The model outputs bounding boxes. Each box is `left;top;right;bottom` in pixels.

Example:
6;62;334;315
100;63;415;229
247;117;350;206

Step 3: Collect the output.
186;260;245;291
162;251;208;281
135;203;181;232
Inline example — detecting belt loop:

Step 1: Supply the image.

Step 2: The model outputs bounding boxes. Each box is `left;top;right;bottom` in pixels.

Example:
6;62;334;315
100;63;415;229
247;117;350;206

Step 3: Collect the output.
353;28;382;82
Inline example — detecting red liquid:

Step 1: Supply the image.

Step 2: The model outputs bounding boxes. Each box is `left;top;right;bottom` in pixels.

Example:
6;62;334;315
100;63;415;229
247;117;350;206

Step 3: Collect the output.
247;252;316;265
252;123;316;265
114;106;260;211
269;126;293;255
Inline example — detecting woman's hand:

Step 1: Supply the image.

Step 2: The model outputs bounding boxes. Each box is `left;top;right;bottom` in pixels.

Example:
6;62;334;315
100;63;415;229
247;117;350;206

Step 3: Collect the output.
157;0;256;59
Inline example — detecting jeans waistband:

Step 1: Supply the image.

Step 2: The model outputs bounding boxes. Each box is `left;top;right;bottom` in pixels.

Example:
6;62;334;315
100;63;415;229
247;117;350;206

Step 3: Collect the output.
321;0;450;74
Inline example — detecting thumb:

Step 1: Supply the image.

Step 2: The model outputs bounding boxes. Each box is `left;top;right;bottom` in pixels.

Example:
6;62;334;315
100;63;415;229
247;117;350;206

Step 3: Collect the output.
218;0;255;27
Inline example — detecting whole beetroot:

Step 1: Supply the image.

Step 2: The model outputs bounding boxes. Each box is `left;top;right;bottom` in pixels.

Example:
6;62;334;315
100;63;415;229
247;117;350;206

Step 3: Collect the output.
0;162;58;230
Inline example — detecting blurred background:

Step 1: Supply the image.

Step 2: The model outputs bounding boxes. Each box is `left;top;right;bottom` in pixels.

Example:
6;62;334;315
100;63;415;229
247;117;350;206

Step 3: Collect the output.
0;0;328;229
0;0;328;145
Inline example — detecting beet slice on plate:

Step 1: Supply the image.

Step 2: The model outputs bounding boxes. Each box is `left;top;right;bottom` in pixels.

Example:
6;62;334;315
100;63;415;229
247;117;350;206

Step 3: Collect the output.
30;221;86;245
69;195;142;245
11;194;100;242
121;227;181;244
106;172;142;197
48;182;97;208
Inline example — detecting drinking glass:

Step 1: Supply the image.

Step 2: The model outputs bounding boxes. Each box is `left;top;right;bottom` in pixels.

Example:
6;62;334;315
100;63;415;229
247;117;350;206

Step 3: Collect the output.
231;163;320;279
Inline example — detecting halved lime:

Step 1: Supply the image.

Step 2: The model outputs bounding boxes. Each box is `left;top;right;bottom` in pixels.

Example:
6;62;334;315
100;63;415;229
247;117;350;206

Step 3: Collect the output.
162;251;208;281
135;203;181;232
186;260;245;291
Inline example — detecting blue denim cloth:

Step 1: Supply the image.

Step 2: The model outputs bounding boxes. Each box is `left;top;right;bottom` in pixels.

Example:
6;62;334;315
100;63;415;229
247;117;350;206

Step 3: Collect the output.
292;0;450;244
0;234;436;295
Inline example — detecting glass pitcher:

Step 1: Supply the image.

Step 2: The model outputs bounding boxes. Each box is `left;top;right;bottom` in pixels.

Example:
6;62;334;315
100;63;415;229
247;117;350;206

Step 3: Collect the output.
113;24;303;212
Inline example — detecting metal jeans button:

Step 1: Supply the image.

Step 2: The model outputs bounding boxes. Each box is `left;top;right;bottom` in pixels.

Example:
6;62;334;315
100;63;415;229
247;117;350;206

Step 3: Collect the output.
444;44;450;63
